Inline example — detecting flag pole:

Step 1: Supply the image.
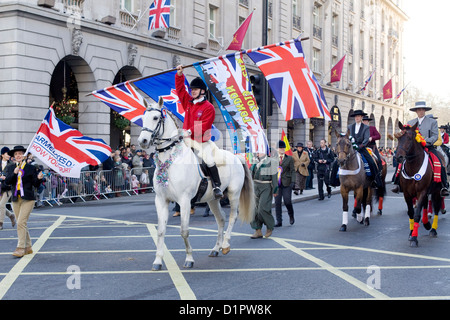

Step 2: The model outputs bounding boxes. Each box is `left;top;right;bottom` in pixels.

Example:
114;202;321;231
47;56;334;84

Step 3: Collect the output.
87;37;310;97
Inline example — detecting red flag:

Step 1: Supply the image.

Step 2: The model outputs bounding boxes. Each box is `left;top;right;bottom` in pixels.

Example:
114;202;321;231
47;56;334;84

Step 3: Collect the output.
227;12;254;51
281;129;293;156
383;79;393;100
330;55;346;83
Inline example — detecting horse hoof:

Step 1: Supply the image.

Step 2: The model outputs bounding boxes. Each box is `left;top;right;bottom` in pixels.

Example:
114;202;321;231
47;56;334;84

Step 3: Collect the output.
423;222;432;231
410;237;419;247
209;251;219;257
441;209;446;215
430;229;438;238
364;217;370;227
222;247;231;255
339;224;347;232
184;261;194;269
377;209;382;216
152;264;162;271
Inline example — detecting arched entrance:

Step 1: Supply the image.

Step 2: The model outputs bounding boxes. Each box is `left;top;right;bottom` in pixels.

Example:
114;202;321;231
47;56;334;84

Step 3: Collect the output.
110;66;143;149
49;56;107;143
50;58;79;127
379;116;386;148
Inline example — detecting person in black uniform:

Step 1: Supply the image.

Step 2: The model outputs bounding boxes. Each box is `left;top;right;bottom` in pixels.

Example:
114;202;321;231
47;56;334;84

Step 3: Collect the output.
314;139;335;200
348;110;383;188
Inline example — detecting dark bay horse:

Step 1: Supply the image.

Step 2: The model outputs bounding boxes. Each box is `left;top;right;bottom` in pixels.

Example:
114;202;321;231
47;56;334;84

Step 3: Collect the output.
395;122;442;247
335;132;385;232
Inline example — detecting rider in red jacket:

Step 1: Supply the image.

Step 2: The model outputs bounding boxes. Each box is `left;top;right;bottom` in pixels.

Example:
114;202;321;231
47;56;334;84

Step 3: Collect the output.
175;65;223;199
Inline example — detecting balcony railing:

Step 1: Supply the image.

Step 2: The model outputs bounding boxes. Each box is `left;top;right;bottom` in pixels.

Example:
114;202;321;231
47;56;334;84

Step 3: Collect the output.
313;25;322;40
293;15;301;30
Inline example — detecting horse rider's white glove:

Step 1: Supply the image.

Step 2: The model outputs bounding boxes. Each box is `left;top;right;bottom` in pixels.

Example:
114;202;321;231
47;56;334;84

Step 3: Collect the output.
183;129;192;137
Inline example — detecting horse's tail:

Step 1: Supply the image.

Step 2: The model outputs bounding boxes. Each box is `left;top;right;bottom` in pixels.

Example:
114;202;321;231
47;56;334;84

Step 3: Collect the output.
238;159;255;224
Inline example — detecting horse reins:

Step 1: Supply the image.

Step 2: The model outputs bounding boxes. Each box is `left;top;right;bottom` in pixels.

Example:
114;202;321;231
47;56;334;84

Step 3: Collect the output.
141;107;184;153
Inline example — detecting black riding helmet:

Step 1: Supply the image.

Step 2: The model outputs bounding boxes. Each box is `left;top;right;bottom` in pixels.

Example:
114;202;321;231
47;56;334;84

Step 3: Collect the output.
190;77;207;92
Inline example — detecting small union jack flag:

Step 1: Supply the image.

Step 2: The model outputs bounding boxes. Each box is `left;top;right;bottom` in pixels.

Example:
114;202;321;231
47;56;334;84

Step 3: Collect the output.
92;81;147;127
148;0;171;30
247;39;331;121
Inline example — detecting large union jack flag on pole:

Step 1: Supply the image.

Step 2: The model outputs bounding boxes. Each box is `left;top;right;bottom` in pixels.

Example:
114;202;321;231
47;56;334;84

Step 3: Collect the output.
92;81;148;127
148;0;171;30
246;39;331;121
27;107;111;178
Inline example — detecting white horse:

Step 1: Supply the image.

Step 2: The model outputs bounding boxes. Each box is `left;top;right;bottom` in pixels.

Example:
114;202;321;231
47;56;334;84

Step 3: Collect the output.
138;97;255;271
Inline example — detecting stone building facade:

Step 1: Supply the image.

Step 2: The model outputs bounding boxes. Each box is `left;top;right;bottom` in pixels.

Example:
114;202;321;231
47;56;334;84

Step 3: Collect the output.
0;0;407;151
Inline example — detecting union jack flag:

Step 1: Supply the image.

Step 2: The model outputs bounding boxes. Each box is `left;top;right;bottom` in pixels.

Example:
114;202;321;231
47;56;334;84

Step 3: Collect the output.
28;107;111;178
360;69;376;93
92;81;147;127
246;39;331;121
148;0;171;30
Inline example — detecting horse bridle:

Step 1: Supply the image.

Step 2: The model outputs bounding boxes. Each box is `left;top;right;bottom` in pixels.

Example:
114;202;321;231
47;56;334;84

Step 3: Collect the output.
141;107;183;152
336;138;356;167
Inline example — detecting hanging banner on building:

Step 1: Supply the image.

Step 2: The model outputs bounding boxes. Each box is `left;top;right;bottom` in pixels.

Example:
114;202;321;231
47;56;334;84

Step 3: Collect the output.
193;52;269;155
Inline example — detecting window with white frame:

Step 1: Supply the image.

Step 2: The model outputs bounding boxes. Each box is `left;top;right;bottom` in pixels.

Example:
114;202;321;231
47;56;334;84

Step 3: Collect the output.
169;0;177;27
120;0;134;12
209;5;217;39
312;48;321;73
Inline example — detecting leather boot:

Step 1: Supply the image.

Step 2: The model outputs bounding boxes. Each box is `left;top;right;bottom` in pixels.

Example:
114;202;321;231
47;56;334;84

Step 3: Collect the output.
391;184;400;194
25;247;33;255
8;213;16;228
264;229;273;238
12;247;25;258
251;229;263;239
208;165;223;199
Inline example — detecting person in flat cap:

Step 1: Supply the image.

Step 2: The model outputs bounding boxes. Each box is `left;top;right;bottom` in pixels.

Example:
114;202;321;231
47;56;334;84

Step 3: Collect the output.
0;147;15;230
292;142;310;195
348;110;383;189
5;146;44;257
274;140;295;227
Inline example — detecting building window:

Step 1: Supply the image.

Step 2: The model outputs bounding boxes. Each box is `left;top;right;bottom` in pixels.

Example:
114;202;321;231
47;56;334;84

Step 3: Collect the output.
169;0;177;27
292;0;301;30
313;5;322;39
209;5;217;39
120;0;134;13
332;14;339;47
313;48;321;73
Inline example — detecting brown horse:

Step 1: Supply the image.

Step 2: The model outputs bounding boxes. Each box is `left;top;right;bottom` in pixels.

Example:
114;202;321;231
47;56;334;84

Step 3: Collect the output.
395;122;442;247
335;131;385;232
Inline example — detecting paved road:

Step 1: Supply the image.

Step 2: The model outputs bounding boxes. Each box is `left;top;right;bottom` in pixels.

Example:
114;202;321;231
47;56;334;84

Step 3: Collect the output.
0;181;449;302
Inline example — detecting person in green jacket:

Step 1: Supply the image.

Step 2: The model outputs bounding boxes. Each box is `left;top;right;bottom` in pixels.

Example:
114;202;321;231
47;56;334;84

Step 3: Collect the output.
250;151;278;239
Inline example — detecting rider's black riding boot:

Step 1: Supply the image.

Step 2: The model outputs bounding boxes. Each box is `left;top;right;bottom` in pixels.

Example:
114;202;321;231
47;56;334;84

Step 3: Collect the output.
208;165;223;199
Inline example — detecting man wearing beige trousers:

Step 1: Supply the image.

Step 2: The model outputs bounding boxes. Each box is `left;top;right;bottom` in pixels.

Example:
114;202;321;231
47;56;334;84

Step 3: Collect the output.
5;146;44;258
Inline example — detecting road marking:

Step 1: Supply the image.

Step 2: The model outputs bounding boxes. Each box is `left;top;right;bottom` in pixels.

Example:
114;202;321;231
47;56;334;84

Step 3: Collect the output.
0;216;65;300
146;224;196;300
273;237;391;300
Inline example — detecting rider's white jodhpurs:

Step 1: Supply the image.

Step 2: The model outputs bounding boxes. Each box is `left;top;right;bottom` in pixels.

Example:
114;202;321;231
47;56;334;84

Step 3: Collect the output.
184;138;216;167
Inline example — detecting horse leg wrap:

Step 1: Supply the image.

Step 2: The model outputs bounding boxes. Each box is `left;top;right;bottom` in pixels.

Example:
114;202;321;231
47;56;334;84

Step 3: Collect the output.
428;200;433;214
412;222;420;237
409;219;414;231
432;215;439;230
422;209;429;225
342;211;348;226
378;197;383;210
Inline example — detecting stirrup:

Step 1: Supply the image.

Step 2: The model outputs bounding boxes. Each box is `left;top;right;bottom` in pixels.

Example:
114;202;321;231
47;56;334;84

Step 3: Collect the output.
213;187;223;199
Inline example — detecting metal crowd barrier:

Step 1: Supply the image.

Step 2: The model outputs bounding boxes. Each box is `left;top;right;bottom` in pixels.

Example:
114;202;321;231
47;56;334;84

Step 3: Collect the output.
36;166;155;207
